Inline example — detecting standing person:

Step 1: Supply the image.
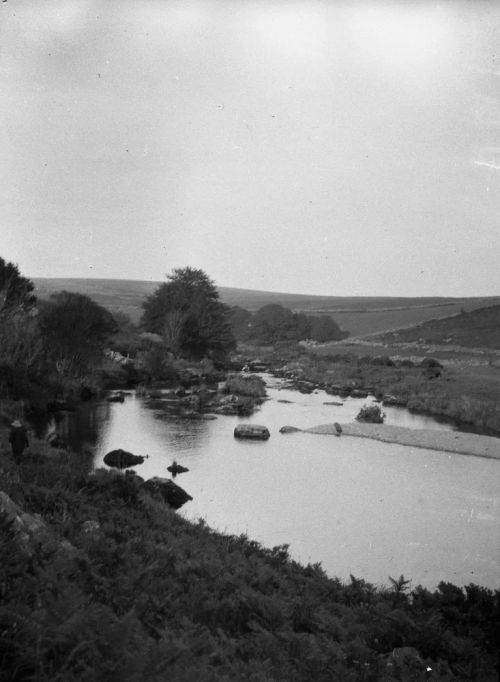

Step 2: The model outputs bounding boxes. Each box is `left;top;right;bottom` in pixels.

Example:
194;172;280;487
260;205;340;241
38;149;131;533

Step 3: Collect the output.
9;420;29;462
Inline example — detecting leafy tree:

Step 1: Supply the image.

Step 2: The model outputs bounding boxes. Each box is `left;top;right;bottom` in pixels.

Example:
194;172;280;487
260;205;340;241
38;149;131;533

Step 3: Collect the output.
246;305;343;345
294;312;312;340
0;256;36;315
141;267;235;360
250;304;298;344
111;312;143;356
39;291;117;376
309;315;343;342
0;258;42;399
229;306;253;341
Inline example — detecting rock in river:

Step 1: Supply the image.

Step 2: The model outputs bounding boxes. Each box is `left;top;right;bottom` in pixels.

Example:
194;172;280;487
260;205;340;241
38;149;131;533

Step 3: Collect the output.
279;425;302;434
104;449;145;469
142;477;193;509
167;461;189;475
234;424;270;440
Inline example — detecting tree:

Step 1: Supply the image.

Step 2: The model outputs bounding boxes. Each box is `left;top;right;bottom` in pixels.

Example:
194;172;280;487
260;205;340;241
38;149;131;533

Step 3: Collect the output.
309;315;343;342
0;258;42;399
294;312;312;340
111;312;143;357
250;304;298;344
140;267;235;360
229;306;253;341
0;257;36;316
39;291;117;376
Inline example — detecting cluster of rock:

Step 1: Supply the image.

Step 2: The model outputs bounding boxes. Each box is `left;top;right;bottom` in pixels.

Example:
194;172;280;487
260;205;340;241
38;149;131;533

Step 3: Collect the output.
272;367;410;407
137;373;267;420
102;449;192;509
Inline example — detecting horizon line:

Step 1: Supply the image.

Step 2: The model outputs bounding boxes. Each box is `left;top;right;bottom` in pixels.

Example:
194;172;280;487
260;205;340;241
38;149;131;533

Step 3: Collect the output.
30;276;500;301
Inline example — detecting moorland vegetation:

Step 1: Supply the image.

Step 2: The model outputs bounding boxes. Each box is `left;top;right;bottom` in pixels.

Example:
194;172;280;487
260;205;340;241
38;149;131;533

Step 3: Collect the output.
0;438;498;681
1;259;499;679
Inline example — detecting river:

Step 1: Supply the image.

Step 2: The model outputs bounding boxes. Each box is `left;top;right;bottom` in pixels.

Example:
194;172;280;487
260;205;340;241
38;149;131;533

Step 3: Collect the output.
46;375;500;591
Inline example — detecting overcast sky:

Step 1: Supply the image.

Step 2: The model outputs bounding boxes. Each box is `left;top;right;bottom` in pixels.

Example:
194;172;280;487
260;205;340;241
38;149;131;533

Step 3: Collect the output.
1;0;499;296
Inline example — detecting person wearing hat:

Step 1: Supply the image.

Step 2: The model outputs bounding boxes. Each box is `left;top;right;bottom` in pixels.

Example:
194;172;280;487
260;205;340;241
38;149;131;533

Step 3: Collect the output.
9;420;29;462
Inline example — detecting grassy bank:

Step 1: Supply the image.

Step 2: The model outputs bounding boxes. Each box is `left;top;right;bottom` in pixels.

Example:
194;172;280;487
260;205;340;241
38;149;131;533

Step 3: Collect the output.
0;436;498;681
259;348;500;435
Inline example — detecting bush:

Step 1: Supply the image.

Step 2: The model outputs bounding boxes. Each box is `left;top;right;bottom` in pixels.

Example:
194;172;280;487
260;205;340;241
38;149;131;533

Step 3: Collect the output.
223;374;267;398
356;404;385;424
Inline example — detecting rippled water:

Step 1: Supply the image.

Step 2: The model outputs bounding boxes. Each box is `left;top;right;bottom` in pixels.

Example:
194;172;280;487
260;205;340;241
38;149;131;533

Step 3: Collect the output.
48;376;500;590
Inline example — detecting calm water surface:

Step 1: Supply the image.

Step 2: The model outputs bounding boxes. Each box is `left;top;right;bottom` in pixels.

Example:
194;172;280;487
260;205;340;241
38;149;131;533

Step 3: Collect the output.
51;376;500;590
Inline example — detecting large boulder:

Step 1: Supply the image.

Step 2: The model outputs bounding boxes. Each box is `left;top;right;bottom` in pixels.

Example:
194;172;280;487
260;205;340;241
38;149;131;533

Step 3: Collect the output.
142;477;193;509
103;449;145;469
234;424;270;440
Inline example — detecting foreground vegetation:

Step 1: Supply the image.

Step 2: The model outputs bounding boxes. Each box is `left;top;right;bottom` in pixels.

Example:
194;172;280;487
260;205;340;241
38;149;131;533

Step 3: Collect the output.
0;439;498;681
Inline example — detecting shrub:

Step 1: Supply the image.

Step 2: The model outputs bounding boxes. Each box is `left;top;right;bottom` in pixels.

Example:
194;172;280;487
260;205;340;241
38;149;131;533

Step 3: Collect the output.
223;374;267;398
356;404;385;424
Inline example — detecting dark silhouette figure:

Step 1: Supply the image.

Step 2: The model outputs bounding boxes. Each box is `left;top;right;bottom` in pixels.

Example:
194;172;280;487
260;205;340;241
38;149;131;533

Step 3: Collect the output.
9;420;29;461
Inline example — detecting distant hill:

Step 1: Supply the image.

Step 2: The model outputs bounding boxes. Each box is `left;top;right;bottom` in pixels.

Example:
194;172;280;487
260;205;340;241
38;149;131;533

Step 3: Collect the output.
376;305;500;349
33;278;500;337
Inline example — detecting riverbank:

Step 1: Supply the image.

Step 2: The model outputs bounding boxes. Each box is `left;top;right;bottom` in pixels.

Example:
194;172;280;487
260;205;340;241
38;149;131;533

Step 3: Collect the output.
304;423;500;459
237;343;500;435
0;437;498;680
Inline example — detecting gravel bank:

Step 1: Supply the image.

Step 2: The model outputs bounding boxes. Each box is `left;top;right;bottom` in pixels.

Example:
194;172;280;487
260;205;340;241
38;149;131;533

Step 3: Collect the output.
303;423;500;459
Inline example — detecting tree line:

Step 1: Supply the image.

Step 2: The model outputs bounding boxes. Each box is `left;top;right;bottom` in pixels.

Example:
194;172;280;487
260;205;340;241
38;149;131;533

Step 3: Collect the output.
1;261;237;402
0;257;118;403
0;257;345;402
229;303;346;344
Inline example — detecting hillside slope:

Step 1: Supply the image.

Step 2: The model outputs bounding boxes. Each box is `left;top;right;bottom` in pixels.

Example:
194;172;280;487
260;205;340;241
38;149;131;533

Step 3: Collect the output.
33;278;500;337
377;305;500;350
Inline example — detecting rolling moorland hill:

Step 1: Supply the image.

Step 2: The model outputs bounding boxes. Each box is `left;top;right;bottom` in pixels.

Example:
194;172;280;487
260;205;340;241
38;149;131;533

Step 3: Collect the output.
375;304;500;350
33;278;500;338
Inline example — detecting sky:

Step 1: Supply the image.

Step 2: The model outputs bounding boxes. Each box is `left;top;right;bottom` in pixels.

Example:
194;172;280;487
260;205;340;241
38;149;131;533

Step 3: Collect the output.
1;0;499;297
